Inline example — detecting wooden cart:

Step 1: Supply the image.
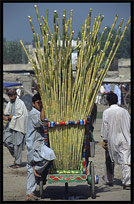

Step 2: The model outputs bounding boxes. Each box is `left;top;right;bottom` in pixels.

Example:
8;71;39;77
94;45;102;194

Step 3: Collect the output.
38;118;99;199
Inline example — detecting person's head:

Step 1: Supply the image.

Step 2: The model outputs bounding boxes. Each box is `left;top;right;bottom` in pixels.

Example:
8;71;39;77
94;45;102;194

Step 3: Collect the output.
32;93;42;111
107;91;118;106
8;89;17;103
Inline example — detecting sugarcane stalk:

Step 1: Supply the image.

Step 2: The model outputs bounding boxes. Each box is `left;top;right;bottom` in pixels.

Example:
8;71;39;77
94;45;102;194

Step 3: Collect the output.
20;5;130;170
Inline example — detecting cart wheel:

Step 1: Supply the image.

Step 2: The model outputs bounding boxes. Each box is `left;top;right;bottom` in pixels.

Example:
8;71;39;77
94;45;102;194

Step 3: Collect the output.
39;179;43;198
65;183;68;193
90;161;96;199
65;183;68;199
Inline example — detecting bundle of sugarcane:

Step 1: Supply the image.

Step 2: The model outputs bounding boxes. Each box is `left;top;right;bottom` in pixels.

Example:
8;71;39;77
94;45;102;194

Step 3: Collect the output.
20;5;130;171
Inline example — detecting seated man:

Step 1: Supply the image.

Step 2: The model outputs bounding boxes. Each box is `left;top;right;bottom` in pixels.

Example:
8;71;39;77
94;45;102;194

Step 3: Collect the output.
25;93;56;201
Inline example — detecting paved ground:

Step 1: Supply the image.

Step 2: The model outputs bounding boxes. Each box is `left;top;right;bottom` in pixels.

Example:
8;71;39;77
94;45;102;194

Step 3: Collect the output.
3;104;133;202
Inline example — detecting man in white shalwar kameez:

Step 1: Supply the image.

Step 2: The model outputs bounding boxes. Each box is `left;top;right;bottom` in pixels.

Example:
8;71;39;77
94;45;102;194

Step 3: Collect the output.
3;89;28;168
101;92;131;189
114;84;121;105
25;93;56;201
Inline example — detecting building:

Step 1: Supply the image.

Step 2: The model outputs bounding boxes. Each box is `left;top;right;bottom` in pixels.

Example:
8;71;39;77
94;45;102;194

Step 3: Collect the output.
3;64;35;94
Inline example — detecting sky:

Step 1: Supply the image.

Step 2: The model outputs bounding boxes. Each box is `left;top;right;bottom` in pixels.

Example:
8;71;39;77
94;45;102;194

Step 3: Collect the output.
3;2;131;43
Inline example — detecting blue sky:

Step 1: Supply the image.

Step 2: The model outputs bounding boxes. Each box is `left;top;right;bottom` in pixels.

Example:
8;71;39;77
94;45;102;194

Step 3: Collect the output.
3;2;131;43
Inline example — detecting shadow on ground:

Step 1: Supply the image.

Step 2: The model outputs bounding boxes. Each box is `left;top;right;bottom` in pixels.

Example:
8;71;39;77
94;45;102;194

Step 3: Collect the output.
34;180;124;200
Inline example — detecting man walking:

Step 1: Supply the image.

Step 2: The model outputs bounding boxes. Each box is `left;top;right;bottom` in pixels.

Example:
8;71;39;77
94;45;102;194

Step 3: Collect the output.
3;88;28;168
114;84;121;105
101;92;131;189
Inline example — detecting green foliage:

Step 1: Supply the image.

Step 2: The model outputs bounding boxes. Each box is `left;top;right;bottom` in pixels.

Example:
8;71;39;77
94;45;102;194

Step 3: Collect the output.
98;25;130;60
98;25;130;70
98;27;120;58
77;31;82;40
3;38;29;64
116;25;130;58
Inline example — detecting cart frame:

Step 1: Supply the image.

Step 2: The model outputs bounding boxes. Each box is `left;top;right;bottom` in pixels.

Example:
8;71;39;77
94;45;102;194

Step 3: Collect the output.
38;119;99;199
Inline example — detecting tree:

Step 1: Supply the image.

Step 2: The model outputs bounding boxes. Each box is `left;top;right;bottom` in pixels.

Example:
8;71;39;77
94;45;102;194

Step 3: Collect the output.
77;31;82;40
98;27;118;70
98;26;119;58
3;38;7;64
116;25;130;59
98;25;130;70
3;39;29;64
73;31;82;40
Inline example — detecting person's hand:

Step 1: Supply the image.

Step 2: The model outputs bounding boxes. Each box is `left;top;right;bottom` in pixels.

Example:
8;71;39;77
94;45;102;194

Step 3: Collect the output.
3;115;8;121
40;107;45;122
8;115;12;120
102;141;108;149
33;166;41;177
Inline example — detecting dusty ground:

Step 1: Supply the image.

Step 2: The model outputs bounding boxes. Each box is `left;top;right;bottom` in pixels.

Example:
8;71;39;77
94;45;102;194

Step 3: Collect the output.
3;104;132;202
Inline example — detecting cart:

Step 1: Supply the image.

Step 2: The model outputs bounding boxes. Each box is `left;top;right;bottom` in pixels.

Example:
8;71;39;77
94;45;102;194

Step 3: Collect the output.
38;118;99;199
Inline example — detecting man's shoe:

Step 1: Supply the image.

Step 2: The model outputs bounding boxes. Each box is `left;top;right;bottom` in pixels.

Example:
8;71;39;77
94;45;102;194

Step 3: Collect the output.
123;184;131;190
105;182;113;187
102;176;113;186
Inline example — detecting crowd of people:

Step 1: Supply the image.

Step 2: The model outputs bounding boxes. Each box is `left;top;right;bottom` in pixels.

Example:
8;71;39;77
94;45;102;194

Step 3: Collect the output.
3;88;131;200
95;83;130;107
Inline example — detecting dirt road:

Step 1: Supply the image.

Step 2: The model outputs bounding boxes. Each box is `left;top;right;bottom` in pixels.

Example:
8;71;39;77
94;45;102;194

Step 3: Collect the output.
3;104;132;202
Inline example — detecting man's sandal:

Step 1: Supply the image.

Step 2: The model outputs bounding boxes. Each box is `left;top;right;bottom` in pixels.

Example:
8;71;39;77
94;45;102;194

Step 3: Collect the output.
11;164;21;169
8;164;19;168
25;194;40;201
